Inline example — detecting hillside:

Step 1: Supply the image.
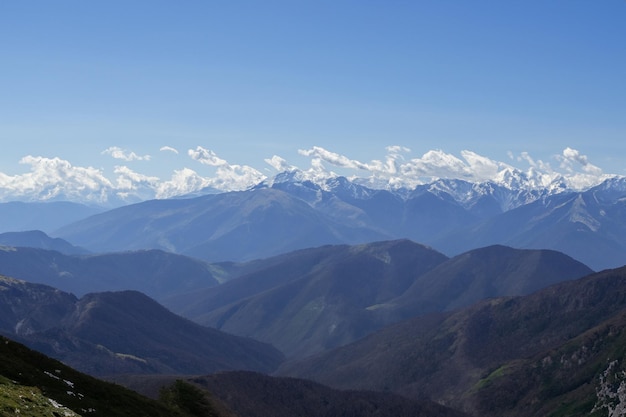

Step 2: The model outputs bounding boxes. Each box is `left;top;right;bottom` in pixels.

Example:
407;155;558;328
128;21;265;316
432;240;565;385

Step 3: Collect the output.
168;239;449;358
0;276;284;376
166;241;591;359
279;265;626;416
54;188;388;262
112;371;470;417
0;247;221;299
0;335;191;417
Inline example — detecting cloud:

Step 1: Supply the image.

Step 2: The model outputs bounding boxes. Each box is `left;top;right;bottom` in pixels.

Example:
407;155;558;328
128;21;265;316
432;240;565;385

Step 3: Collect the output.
188;146;266;191
0;156;114;203
188;146;227;166
102;146;151;162
156;168;211;199
265;155;296;172
298;146;372;171
160;146;179;154
559;147;603;175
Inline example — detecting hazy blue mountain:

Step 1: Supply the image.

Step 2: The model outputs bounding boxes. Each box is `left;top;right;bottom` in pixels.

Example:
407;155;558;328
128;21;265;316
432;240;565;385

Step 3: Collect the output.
0;276;284;376
0;230;88;254
0;247;220;299
165;241;590;359
55;188;389;262
384;244;594;319
433;183;626;270
279;265;626;417
50;173;626;269
0;201;102;233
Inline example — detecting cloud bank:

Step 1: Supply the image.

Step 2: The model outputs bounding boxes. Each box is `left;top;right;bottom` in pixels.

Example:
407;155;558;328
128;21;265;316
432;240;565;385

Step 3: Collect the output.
0;145;615;206
102;146;151;162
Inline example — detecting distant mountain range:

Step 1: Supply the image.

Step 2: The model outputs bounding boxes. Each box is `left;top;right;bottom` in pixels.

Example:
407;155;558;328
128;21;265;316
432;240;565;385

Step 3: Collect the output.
0;246;221;299
43;172;626;270
0;201;101;234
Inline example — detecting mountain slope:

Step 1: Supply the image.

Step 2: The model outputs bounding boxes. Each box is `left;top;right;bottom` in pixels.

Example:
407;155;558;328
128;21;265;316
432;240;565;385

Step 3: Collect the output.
435;186;626;270
189;371;471;417
0;276;284;376
0;247;220;299
171;240;449;358
0;230;88;254
0;335;190;417
279;265;626;416
386;244;593;319
166;241;590;360
55;188;388;262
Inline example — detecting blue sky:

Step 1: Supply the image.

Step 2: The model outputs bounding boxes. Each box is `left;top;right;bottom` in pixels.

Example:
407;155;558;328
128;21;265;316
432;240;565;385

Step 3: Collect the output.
1;1;625;203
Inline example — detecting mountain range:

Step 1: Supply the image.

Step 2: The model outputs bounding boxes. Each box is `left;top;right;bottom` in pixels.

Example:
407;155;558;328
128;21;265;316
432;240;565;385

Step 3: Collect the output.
2;168;626;416
164;240;592;358
0;238;592;360
40;172;626;270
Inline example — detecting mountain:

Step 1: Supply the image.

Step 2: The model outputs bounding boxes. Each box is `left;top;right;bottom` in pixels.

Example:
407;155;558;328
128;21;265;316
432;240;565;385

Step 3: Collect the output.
52;173;626;269
0;230;88;255
384;244;594;319
279;265;626;417
54;188;388;262
433;183;626;270
164;240;591;359
0;276;284;376
167;240;448;358
0;201;102;234
0;247;220;299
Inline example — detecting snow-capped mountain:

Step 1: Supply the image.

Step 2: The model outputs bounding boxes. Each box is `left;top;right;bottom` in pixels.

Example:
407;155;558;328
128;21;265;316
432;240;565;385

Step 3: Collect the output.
48;169;626;271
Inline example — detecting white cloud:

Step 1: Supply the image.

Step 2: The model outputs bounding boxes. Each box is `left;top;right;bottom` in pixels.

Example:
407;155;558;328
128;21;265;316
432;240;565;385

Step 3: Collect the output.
156;168;211;199
160;146;179;154
188;146;227;166
188;146;266;191
559;147;603;175
265;155;296;172
298;146;372;171
0;156;114;203
102;146;151;161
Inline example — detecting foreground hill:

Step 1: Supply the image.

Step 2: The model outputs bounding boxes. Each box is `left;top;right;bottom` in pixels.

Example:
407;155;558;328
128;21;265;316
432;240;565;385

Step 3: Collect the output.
0;247;221;299
0;276;284;376
112;371;470;417
165;240;591;359
0;335;192;417
279;265;626;416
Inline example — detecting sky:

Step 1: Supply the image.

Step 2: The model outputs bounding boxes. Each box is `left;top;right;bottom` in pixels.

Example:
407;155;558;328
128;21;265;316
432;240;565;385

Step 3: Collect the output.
1;1;625;204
